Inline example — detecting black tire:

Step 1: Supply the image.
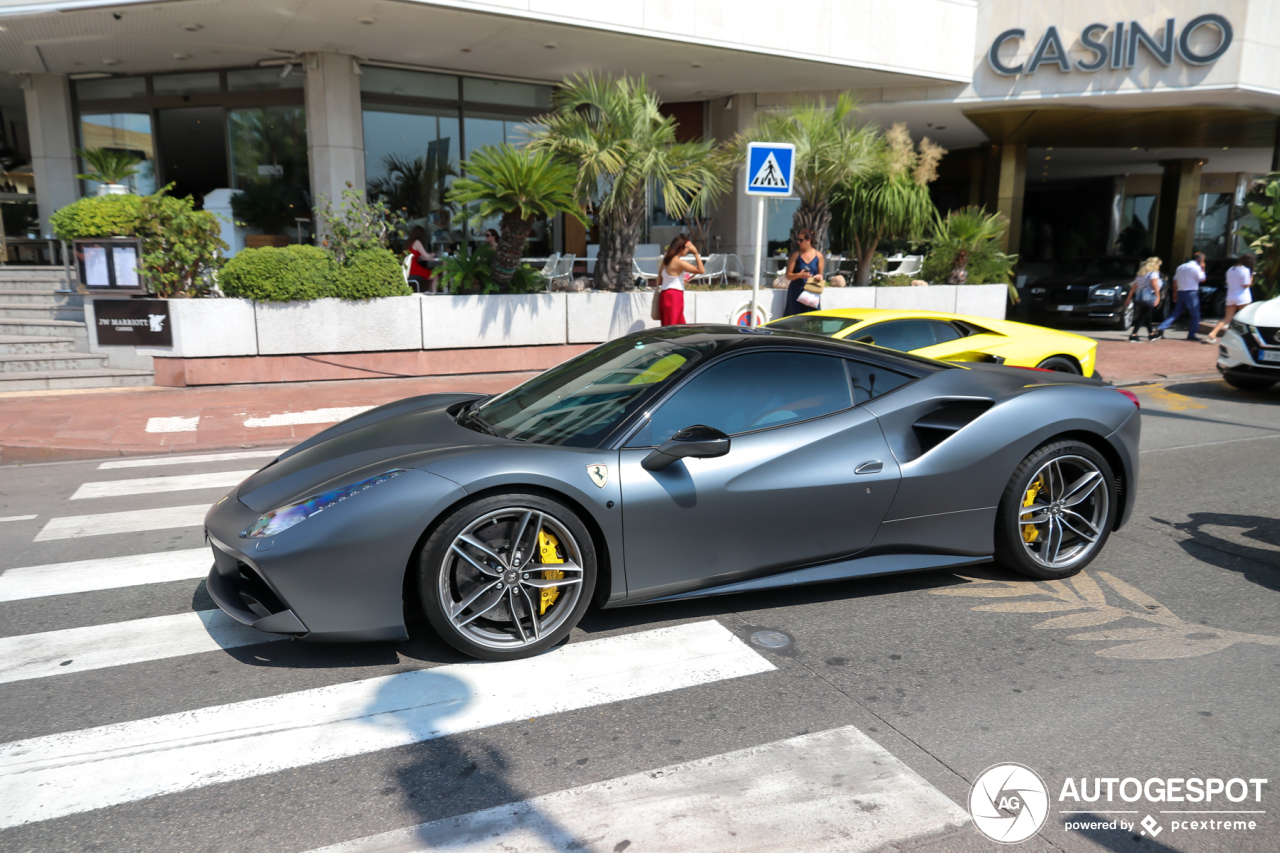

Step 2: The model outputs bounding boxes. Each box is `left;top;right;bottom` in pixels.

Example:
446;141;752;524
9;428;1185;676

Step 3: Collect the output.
1223;375;1276;392
993;440;1117;580
1035;355;1082;374
418;493;597;661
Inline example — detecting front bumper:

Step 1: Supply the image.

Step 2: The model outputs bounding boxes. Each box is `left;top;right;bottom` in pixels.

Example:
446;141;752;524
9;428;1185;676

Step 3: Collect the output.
1216;328;1280;378
1030;298;1125;321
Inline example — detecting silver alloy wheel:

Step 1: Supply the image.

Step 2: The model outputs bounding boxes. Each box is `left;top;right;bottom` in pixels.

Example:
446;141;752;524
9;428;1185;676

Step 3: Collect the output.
1017;455;1110;570
439;506;585;651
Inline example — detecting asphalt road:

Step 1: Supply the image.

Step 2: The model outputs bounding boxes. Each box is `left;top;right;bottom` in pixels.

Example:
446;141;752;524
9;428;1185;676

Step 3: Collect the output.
0;378;1276;853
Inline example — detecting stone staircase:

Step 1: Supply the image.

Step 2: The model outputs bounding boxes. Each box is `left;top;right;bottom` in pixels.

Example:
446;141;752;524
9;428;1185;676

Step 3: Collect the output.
0;268;154;391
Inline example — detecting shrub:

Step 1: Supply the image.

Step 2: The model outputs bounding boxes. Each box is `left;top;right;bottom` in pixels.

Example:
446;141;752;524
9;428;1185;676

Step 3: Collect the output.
136;193;227;298
507;263;548;294
219;245;336;302
49;194;143;241
333;249;411;299
437;244;496;294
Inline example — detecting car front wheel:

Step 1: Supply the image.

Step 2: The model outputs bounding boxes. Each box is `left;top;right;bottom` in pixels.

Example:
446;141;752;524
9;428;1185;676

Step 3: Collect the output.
994;441;1117;580
418;493;597;661
1035;355;1081;374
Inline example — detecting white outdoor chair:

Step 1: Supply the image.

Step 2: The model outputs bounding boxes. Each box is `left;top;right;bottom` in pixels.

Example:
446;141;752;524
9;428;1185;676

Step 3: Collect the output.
688;253;728;287
632;257;659;287
876;254;923;280
585;244;599;275
547;253;576;290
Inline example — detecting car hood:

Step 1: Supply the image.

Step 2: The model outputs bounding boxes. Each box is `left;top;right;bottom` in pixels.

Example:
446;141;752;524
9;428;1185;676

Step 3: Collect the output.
236;392;491;512
1238;296;1280;327
1032;274;1130;291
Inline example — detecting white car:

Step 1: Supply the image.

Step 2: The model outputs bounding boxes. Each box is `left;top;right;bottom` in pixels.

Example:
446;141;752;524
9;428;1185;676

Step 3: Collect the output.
1217;295;1280;391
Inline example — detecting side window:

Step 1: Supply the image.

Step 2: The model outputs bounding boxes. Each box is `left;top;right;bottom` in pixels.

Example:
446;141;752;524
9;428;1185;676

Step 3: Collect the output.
851;320;934;352
641;351;853;445
846;360;914;405
928;321;963;345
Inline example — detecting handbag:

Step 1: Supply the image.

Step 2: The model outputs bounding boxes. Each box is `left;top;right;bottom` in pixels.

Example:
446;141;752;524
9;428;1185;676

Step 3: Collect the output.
650;287;662;321
796;289;821;309
803;276;825;294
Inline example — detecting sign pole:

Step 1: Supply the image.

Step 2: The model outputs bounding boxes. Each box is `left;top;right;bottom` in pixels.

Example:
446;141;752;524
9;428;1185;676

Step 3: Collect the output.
749;195;766;328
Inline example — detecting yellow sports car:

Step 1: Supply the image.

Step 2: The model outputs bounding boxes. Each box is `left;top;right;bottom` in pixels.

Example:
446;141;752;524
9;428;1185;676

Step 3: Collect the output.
766;308;1098;377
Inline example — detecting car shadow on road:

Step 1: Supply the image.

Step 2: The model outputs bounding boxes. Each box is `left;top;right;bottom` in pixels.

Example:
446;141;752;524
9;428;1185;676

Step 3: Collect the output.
1163;379;1280;405
1151;513;1280;591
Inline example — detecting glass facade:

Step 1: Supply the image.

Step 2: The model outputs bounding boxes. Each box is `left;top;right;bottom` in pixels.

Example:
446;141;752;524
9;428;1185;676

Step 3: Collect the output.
1118;195;1157;256
78;113;156;194
1193;192;1234;259
363;107;461;248
228;106;309;191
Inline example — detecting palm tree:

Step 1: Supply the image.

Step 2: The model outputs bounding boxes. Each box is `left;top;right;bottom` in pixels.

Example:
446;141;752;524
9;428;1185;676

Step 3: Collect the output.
737;93;879;252
529;74;732;291
931;207;1011;284
447;143;586;288
75;148;142;186
367;152;457;222
833;124;944;286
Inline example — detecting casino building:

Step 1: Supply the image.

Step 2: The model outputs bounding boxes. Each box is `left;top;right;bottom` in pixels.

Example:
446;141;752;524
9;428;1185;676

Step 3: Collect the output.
0;0;1276;273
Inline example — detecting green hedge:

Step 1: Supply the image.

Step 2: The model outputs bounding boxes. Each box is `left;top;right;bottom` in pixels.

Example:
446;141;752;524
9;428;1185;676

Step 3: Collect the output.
219;245;409;301
49;194;143;242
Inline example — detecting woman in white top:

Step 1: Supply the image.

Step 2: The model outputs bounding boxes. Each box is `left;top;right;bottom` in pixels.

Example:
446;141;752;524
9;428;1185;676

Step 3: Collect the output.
1122;256;1162;342
656;234;703;326
1206;254;1255;344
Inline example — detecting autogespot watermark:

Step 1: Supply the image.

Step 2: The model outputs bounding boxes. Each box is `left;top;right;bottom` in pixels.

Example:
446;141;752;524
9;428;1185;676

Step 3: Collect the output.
968;765;1269;843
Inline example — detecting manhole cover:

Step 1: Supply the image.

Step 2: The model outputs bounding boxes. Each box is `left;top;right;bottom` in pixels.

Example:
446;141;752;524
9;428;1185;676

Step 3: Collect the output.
750;630;792;649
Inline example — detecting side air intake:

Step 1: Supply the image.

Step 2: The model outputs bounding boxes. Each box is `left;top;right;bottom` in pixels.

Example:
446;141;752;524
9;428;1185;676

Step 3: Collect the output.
912;401;993;454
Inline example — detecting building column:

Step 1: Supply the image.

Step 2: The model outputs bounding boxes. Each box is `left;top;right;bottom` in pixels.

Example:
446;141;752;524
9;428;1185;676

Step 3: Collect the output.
1154;158;1202;269
983;143;1026;255
22;74;79;238
303;52;365;212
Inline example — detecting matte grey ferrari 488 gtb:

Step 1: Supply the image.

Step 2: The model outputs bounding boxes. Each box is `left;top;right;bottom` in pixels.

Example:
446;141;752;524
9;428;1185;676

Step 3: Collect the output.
205;325;1140;660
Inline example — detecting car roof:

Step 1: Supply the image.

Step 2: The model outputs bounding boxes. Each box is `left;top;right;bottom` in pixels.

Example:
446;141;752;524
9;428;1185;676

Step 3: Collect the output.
790;308;1093;344
621;323;950;375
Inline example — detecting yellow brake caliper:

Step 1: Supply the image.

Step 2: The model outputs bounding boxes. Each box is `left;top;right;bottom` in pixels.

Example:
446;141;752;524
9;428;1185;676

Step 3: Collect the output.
537;530;565;615
1021;476;1044;543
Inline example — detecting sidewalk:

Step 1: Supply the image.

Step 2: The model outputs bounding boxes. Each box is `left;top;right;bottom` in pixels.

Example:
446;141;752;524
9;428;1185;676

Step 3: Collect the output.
0;331;1223;463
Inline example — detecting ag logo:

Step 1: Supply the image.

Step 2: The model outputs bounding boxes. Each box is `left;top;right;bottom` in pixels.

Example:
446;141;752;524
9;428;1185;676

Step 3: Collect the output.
969;763;1049;844
586;464;609;488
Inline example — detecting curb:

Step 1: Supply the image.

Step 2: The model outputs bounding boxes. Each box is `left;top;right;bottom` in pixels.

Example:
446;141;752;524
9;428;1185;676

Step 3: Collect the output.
1111;371;1222;388
0;439;296;465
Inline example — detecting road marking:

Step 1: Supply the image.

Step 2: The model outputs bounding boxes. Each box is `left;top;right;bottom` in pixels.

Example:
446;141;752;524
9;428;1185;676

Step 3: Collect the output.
0;621;772;829
99;450;280;470
0;548;209;602
0;515;36;523
70;470;253;500
244;406;374;428
307;726;969;853
34;505;208;541
0;609;275;684
1141;432;1280;453
145;416;200;433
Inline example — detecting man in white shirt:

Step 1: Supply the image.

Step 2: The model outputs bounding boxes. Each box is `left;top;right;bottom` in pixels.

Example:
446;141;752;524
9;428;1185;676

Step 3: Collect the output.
1153;252;1206;341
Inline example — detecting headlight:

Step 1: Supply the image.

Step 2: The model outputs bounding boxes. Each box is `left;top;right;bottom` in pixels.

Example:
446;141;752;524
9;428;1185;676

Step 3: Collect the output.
1093;288;1118;299
1229;321;1250;337
1030;287;1046;295
241;469;408;538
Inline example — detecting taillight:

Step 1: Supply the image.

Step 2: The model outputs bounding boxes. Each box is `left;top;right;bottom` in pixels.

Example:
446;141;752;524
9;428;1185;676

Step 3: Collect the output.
1116;388;1140;408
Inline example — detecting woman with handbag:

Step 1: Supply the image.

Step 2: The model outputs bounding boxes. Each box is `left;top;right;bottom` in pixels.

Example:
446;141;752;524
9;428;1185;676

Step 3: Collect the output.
1123;256;1162;342
783;229;824;316
654;234;703;326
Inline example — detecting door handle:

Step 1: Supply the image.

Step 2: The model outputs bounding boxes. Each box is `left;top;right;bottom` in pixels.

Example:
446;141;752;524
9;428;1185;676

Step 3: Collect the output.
855;461;883;475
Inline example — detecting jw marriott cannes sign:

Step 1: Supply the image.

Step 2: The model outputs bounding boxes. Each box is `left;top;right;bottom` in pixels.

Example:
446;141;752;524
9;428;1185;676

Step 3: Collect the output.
988;15;1232;76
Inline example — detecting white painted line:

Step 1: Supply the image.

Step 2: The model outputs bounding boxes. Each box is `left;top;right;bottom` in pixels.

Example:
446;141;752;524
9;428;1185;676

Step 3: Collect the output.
145;416;200;433
0;621;772;829
0;515;37;523
34;505;208;541
308;726;970;853
99;450;280;470
244;406;374;428
0;609;275;684
0;548;209;602
70;469;253;500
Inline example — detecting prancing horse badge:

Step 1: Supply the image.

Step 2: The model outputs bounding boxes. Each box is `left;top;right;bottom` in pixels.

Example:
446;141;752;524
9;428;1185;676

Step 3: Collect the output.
586;464;609;488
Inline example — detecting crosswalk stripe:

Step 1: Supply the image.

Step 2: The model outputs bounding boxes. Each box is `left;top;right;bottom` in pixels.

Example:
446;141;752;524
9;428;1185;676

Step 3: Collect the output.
33;505;209;541
0;609;274;684
0;548;208;601
307;726;970;853
0;620;772;829
70;470;254;500
99;450;280;470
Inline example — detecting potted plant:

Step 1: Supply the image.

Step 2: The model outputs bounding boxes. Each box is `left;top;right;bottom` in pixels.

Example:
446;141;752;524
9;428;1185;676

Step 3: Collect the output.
231;179;308;248
76;148;143;196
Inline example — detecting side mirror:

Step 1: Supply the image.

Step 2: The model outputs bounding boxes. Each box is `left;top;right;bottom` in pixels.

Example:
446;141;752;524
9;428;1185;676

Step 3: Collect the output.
641;424;731;472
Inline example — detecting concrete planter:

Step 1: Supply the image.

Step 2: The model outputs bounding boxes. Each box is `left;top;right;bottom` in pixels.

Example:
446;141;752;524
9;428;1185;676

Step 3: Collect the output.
254;296;423;355
134;297;258;359
871;284;960;312
423;294;567;349
567;291;659;344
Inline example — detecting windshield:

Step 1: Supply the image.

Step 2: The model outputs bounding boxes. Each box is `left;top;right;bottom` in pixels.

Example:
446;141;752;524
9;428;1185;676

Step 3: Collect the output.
472;334;713;447
1062;258;1136;278
767;315;862;336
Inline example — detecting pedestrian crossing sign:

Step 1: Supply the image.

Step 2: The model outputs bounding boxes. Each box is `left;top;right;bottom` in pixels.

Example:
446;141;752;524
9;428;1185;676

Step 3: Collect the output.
745;142;795;196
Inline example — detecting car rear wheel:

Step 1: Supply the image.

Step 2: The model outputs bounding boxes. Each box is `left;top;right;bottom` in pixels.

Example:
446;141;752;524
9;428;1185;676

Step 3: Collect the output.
1223;375;1276;392
418;493;596;661
1035;355;1081;374
994;441;1116;580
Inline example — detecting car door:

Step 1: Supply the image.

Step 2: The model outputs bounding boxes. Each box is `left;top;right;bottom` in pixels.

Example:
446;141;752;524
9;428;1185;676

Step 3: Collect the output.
618;350;903;601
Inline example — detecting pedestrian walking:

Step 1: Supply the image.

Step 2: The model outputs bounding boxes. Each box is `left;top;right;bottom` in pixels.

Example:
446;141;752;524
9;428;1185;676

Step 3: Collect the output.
1206;254;1255;344
1153;252;1206;341
657;234;703;326
1123;257;1162;341
783;229;824;317
405;225;437;293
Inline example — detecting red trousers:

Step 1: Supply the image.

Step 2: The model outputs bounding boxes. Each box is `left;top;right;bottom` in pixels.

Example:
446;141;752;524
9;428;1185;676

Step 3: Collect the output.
660;288;686;325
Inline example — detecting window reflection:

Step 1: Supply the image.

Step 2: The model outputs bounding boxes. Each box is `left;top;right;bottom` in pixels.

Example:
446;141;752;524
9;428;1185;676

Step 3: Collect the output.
78;113;155;195
364;107;460;249
228;106;309;192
